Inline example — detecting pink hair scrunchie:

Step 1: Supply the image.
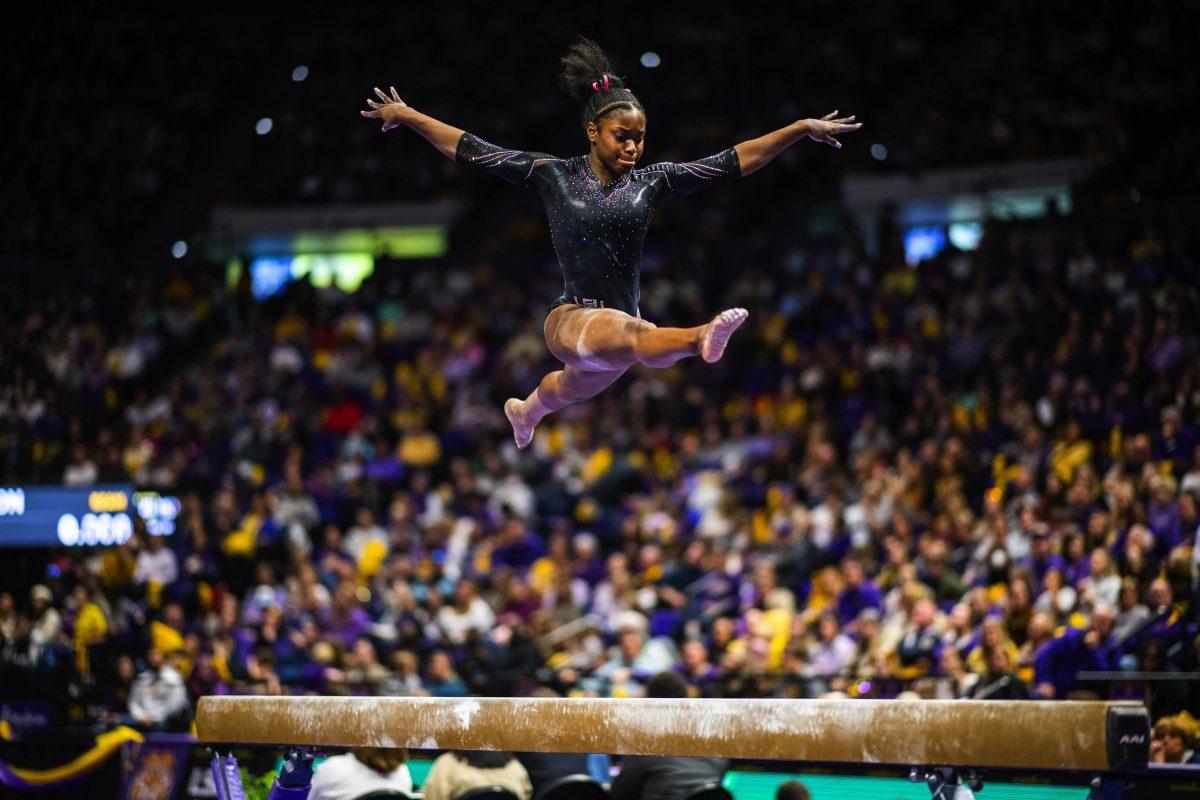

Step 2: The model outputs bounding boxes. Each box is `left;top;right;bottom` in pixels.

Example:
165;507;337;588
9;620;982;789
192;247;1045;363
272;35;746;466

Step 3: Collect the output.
591;74;611;93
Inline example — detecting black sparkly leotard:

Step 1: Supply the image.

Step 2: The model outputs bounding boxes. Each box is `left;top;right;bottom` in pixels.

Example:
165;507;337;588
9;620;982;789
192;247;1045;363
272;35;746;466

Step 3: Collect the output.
455;132;740;317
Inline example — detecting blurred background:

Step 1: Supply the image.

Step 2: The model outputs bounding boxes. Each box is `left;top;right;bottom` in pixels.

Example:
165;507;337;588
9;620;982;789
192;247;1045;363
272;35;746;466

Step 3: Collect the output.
1;3;1198;798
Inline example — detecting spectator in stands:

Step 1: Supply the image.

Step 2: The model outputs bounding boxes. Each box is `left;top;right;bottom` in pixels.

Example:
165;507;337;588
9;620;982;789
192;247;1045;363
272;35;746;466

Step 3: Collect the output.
1034;606;1119;699
425;650;469;697
1078;549;1120;612
309;748;414;800
132;531;179;590
609;672;728;800
776;780;812;800
102;654;138;724
1129;577;1187;651
966;617;1018;677
379;650;425;696
0;592;15;642
1150;716;1200;765
327;582;371;648
62;443;98;486
423;749;532;800
676;639;720;690
436;579;496;644
28;585;61;649
849;608;886;678
1033;568;1077;624
598;617;678;690
1112;577;1151;642
343;506;389;567
836;558;882;626
808;611;857;679
1023;528;1066;593
970;646;1030;700
938;647;979;699
126;648;189;731
896;598;942;675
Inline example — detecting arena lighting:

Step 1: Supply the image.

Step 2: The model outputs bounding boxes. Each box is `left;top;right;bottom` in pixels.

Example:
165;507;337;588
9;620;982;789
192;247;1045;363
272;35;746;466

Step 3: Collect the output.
171;240;188;259
256;117;273;135
243;253;375;299
870;143;888;161
640;51;661;68
947;222;983;251
224;225;449;299
291;65;309;82
903;226;947;265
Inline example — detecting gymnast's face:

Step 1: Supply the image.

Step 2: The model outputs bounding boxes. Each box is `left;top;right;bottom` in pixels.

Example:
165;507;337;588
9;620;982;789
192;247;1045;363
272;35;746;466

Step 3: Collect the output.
588;108;646;175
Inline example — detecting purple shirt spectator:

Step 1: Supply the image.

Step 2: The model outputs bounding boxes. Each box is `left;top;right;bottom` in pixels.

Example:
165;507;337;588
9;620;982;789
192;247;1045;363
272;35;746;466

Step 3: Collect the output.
328;607;371;648
1147;499;1182;556
837;583;882;627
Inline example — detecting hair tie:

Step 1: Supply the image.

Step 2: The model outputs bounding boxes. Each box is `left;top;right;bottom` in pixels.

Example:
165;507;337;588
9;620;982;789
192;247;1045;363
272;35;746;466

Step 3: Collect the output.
591;74;611;93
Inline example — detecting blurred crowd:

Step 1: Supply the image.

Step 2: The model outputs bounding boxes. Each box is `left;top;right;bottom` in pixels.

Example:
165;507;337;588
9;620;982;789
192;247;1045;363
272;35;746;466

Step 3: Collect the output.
2;185;1198;738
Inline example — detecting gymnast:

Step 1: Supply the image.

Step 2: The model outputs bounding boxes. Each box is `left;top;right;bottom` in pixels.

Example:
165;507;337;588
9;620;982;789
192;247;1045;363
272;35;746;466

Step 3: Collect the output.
361;37;861;448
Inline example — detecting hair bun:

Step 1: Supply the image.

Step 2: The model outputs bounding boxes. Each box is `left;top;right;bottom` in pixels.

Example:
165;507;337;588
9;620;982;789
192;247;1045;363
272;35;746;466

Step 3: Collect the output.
559;36;642;129
559;36;618;102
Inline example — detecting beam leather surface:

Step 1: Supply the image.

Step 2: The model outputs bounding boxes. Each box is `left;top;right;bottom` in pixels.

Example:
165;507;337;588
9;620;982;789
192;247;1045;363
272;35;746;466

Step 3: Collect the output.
196;696;1128;771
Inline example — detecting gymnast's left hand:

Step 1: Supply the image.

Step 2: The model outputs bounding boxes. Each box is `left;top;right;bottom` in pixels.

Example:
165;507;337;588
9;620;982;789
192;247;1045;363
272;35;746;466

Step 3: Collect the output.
361;86;410;132
804;111;861;149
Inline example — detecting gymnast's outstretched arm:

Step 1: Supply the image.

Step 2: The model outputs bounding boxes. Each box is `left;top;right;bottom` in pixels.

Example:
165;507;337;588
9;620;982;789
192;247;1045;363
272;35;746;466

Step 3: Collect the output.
360;86;464;159
734;111;862;175
361;86;549;186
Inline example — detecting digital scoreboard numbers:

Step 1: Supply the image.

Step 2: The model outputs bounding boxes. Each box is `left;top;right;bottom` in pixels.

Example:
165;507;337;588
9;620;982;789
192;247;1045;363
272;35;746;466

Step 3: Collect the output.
0;486;179;548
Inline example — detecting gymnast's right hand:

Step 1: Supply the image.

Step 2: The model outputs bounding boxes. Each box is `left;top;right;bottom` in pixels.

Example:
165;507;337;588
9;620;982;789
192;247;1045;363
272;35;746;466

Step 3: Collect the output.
360;86;409;132
804;110;861;149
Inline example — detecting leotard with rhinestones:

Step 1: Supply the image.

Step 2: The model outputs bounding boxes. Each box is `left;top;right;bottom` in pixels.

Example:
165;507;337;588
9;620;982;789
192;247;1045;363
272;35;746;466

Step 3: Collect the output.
456;132;740;316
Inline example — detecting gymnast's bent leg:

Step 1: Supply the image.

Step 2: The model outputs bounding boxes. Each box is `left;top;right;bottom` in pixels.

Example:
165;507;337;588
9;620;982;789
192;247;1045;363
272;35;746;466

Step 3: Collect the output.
504;304;749;448
548;304;750;370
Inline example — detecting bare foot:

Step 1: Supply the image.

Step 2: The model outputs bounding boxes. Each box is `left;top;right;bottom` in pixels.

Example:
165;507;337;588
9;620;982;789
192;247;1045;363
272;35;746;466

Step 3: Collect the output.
700;307;749;363
504;398;536;449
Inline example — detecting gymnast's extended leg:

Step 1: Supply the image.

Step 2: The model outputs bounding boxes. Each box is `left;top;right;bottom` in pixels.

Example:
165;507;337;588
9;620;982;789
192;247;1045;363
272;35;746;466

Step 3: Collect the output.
505;365;625;448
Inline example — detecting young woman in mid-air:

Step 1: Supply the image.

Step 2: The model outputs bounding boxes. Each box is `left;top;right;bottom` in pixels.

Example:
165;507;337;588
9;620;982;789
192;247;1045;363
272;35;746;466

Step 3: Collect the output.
361;37;861;449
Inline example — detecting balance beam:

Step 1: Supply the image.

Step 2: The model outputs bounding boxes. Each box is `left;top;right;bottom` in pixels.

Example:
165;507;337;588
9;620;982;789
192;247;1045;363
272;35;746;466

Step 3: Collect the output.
196;696;1149;772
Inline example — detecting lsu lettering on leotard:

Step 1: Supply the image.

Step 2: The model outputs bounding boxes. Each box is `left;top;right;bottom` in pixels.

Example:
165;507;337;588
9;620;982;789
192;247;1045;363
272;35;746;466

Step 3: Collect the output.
456;132;740;316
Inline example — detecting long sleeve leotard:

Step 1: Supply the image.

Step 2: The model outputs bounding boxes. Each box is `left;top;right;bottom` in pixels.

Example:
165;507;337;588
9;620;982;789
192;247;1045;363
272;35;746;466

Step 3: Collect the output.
455;132;740;317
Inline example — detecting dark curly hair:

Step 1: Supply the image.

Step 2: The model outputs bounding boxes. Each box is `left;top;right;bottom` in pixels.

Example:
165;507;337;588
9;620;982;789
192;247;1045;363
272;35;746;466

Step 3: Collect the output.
559;36;645;131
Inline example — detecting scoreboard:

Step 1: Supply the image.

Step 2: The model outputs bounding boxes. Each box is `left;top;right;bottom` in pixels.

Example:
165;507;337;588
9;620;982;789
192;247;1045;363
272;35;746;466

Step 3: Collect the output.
0;485;180;548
